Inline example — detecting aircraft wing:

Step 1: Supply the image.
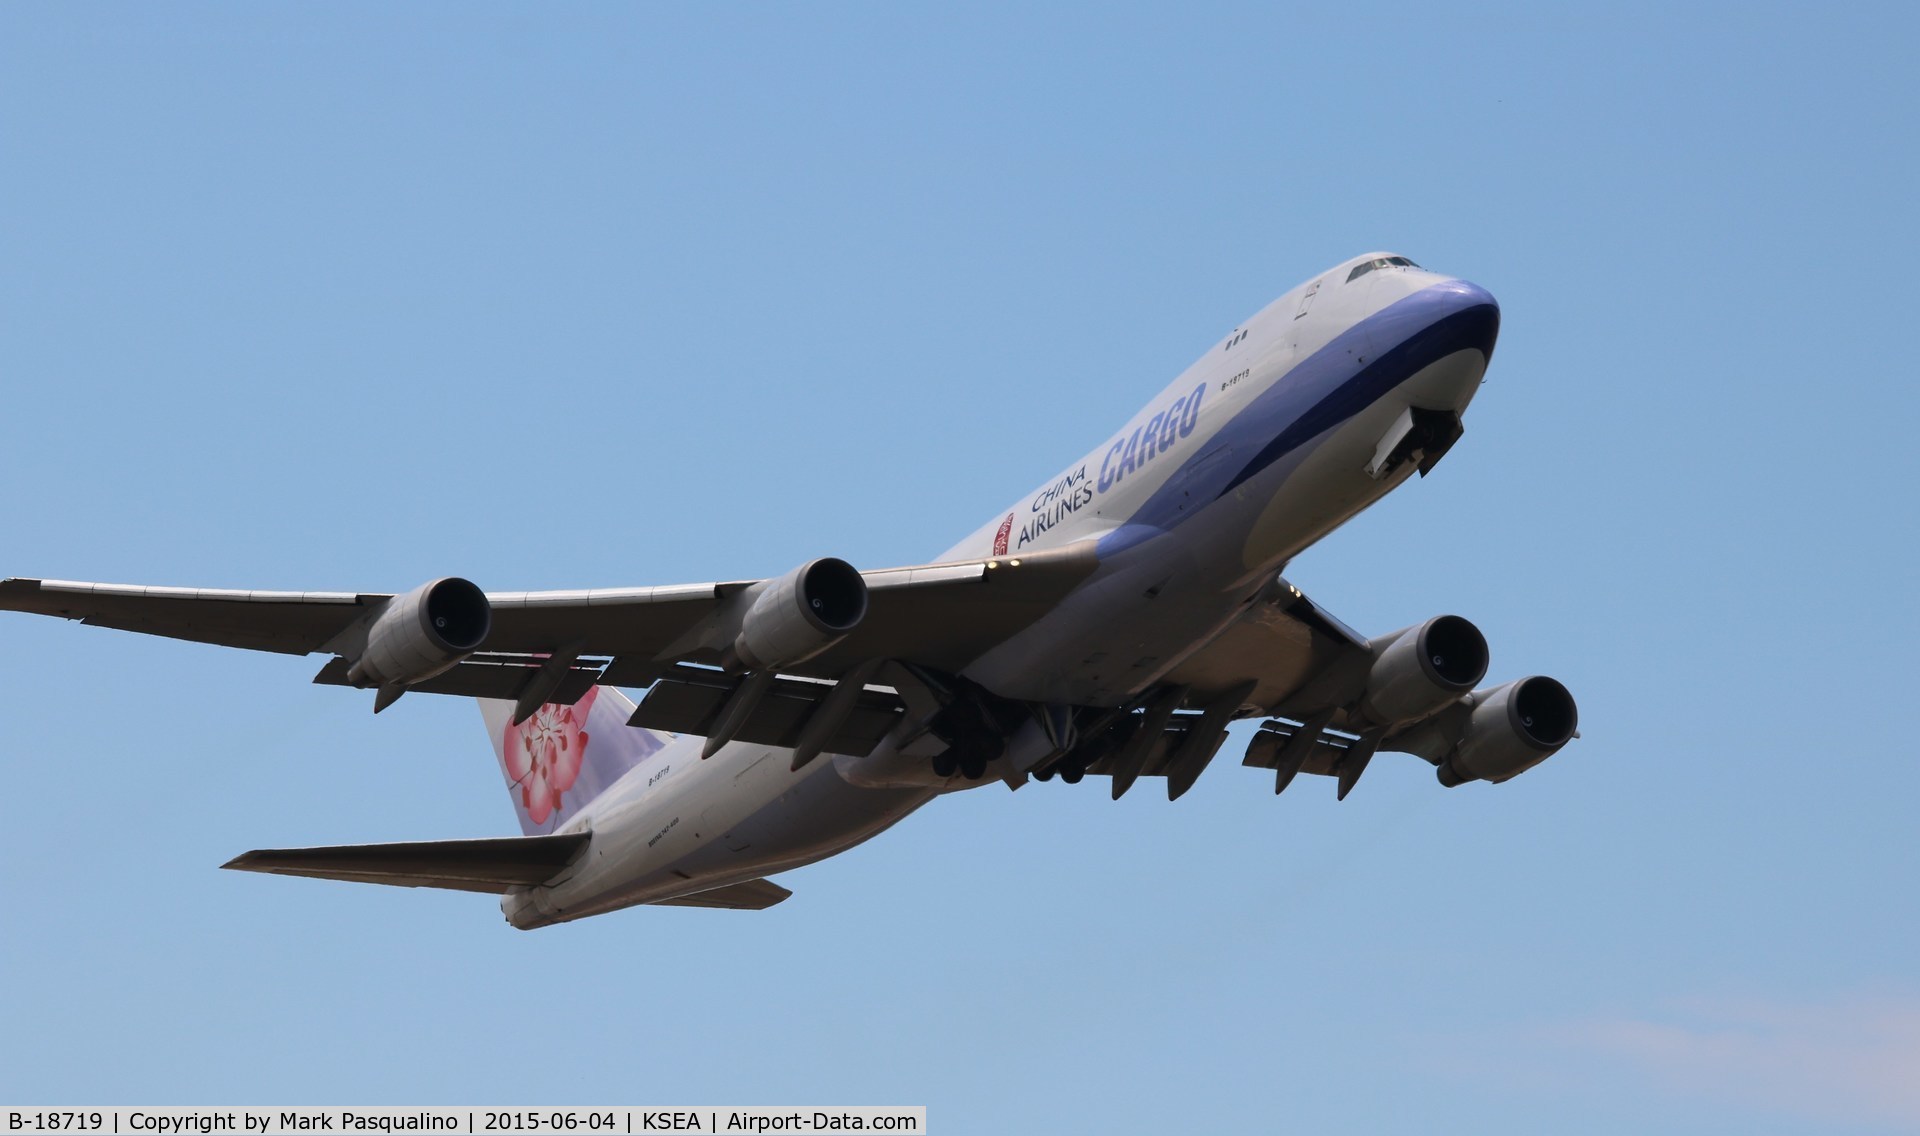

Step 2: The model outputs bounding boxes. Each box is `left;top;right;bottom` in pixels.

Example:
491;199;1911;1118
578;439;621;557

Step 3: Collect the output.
0;579;378;655
1146;582;1579;801
1035;579;1383;801
0;542;1098;700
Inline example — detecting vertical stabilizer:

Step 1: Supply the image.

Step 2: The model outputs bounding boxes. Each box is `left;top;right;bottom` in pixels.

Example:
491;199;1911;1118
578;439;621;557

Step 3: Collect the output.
479;687;670;835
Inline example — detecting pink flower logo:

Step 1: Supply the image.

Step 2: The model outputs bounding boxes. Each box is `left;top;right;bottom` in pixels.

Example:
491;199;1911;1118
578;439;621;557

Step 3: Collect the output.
502;687;598;825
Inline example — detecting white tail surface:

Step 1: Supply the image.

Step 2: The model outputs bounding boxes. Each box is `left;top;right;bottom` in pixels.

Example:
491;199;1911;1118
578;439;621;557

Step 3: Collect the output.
479;686;672;835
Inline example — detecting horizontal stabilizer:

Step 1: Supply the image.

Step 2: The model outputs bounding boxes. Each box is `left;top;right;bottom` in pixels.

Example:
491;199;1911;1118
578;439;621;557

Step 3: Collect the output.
648;878;792;910
222;832;589;894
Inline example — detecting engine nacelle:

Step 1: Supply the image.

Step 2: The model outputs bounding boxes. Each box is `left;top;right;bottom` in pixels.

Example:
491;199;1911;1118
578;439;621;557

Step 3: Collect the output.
1437;676;1579;786
345;577;492;688
1358;615;1489;727
732;558;868;670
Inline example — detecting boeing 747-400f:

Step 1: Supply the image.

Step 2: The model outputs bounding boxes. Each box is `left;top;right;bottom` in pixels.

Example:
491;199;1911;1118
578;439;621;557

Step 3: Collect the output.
2;253;1578;928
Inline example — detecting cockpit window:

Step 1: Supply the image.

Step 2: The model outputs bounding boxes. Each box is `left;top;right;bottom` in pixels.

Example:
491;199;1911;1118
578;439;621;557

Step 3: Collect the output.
1347;256;1422;282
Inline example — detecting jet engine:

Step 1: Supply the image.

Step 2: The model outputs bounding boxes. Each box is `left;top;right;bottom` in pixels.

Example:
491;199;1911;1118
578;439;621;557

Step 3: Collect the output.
345;577;492;688
1357;615;1489;727
732;558;868;670
1436;676;1579;786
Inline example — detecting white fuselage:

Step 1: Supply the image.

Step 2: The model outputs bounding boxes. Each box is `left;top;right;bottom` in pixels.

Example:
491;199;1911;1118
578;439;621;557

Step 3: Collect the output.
503;255;1498;928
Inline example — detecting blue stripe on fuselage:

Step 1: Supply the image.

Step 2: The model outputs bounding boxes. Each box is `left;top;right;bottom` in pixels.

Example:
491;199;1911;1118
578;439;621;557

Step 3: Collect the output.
1096;281;1499;557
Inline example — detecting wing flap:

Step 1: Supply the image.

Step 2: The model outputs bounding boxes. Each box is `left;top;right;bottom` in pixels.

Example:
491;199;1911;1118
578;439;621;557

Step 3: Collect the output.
1241;719;1359;777
1076;715;1222;779
311;654;603;704
628;666;903;757
221;833;590;894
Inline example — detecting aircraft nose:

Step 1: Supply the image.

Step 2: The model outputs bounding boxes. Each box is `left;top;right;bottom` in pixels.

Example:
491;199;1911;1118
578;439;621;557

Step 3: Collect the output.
1436;277;1501;360
1447;277;1497;310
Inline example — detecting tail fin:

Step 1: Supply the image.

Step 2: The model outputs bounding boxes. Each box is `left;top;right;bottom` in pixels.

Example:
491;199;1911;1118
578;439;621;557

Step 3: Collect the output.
479;686;671;835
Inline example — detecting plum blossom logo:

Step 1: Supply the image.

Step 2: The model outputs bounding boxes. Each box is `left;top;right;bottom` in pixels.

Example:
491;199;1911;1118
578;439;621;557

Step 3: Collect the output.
502;687;598;825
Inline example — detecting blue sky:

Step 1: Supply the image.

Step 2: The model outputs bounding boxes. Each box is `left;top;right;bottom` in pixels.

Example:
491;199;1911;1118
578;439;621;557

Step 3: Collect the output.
3;3;1917;1132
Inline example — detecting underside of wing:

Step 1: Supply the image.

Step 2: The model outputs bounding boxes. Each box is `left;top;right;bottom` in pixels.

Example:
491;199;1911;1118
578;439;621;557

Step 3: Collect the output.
0;542;1099;712
1160;578;1373;714
0;578;377;654
626;665;904;758
478;542;1099;677
1164;592;1581;798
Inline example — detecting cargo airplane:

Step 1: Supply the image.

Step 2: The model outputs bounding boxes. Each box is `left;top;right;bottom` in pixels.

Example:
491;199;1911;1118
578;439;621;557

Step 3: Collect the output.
1;253;1579;928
